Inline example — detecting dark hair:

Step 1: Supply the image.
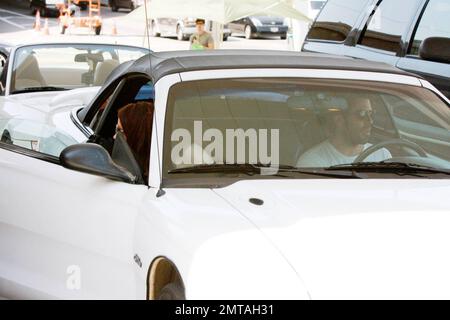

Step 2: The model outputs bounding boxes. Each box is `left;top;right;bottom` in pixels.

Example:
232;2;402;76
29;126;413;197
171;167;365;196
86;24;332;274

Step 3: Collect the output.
196;19;206;25
118;101;154;181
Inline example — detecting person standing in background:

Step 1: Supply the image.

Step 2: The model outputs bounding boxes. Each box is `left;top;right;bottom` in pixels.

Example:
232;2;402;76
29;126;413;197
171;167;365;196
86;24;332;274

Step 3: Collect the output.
190;19;215;50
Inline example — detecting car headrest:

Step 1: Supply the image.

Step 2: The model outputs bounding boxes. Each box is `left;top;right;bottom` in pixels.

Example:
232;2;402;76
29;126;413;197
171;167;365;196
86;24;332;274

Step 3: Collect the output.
14;54;46;89
94;59;120;86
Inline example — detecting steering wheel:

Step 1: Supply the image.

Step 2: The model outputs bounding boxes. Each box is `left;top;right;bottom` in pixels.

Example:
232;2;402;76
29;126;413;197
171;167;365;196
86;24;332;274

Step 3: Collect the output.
354;139;427;163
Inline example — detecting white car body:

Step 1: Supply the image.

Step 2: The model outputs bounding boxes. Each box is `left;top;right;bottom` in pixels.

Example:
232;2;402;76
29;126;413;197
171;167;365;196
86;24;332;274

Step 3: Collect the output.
0;51;450;299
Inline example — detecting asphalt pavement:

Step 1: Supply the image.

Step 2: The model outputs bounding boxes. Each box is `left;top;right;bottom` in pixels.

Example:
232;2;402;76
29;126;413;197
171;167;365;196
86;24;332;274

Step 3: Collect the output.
0;1;292;51
0;0;127;34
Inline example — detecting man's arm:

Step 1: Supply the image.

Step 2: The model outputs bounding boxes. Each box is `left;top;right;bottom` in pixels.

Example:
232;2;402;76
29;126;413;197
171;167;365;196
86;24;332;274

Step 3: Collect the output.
207;34;215;49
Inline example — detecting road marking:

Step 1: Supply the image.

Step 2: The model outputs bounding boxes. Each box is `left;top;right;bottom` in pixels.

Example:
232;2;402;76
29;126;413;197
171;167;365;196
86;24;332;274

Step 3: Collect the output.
0;8;35;19
0;17;27;30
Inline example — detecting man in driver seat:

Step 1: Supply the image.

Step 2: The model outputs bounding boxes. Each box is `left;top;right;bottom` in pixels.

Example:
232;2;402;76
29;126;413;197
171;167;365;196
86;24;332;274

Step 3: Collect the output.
296;96;391;167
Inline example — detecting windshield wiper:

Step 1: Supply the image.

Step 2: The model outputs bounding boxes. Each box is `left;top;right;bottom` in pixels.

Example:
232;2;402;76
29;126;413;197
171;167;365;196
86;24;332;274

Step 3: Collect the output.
169;163;363;179
326;161;450;176
12;86;69;94
169;163;282;176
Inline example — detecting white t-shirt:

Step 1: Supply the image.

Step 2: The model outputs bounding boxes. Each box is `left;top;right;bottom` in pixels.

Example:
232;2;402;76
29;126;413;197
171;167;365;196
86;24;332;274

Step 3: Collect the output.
296;140;392;167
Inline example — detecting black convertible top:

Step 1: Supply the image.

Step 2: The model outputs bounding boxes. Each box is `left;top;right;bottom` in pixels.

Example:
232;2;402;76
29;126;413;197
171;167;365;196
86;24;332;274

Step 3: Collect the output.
128;50;415;82
78;50;418;124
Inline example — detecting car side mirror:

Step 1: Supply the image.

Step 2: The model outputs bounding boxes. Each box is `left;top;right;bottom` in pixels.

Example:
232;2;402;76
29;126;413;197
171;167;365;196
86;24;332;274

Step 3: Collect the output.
419;37;450;64
60;143;137;184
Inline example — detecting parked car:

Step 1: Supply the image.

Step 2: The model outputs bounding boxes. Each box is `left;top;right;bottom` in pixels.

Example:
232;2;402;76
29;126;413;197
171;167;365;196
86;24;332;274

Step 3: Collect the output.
1;50;449;299
302;0;450;99
150;18;231;41
109;0;142;12
228;16;289;39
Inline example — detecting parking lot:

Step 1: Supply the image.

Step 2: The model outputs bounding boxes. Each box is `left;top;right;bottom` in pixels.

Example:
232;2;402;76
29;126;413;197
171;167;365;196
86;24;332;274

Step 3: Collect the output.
0;1;291;51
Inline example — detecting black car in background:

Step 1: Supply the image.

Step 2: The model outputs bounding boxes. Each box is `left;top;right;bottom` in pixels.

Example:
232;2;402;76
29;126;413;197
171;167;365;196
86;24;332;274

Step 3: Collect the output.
302;0;450;98
228;16;288;39
109;0;138;12
29;0;64;16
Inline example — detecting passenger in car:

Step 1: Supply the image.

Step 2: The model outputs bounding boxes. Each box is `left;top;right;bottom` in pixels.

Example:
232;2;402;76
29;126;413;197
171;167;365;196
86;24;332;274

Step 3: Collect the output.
117;101;154;181
296;96;391;167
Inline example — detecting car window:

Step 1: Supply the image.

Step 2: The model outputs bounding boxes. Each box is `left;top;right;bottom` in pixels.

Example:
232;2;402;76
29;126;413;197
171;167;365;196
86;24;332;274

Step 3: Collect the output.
382;92;450;159
409;0;450;56
89;81;154;131
10;44;148;94
307;0;371;42
360;0;421;53
310;0;326;11
164;78;450;176
0;118;79;158
384;94;449;129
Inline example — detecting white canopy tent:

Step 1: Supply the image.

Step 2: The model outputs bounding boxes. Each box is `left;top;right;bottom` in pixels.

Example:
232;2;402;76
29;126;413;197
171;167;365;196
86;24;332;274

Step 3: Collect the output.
126;0;311;48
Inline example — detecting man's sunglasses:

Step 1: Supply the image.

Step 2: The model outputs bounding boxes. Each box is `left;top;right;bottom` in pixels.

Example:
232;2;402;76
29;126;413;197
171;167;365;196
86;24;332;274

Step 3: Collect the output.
351;110;376;119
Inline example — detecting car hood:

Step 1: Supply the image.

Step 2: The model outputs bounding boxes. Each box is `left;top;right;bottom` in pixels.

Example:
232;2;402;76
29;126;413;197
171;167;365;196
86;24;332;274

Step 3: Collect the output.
3;87;100;115
214;179;450;299
0;87;99;144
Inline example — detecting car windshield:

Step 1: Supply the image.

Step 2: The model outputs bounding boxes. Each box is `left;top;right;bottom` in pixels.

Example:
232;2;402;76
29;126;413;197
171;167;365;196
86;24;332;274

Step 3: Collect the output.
0;118;79;157
164;78;450;179
10;44;149;94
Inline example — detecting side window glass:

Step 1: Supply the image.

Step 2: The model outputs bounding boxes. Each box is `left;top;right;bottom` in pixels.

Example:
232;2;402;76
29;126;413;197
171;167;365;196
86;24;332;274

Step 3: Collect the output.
409;0;450;56
113;82;155;183
366;94;396;134
89;82;155;131
360;0;421;52
89;91;114;131
307;0;371;42
0;118;79;157
384;94;448;129
310;1;326;11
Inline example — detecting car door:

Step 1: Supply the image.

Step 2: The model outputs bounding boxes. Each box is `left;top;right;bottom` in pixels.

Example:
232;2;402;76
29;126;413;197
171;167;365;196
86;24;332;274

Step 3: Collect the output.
0;104;149;299
158;17;171;36
240;17;251;34
163;18;176;36
396;0;450;98
229;18;245;34
341;0;423;66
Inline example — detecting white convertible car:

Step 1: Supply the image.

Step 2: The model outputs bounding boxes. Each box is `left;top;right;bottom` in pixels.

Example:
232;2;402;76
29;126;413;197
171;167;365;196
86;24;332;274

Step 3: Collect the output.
0;42;150;154
0;50;449;300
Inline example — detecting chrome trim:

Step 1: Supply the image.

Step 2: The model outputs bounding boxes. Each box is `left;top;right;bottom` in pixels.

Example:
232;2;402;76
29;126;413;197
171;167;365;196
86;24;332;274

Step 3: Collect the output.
71;107;93;138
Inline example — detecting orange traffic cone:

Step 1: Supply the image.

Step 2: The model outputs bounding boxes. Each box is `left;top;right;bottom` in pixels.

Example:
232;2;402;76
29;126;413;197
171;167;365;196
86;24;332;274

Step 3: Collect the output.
112;22;118;35
43;18;50;35
34;10;41;32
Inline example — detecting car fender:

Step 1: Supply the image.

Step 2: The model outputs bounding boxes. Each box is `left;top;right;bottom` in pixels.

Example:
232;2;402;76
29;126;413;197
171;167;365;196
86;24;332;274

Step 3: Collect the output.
131;188;310;300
